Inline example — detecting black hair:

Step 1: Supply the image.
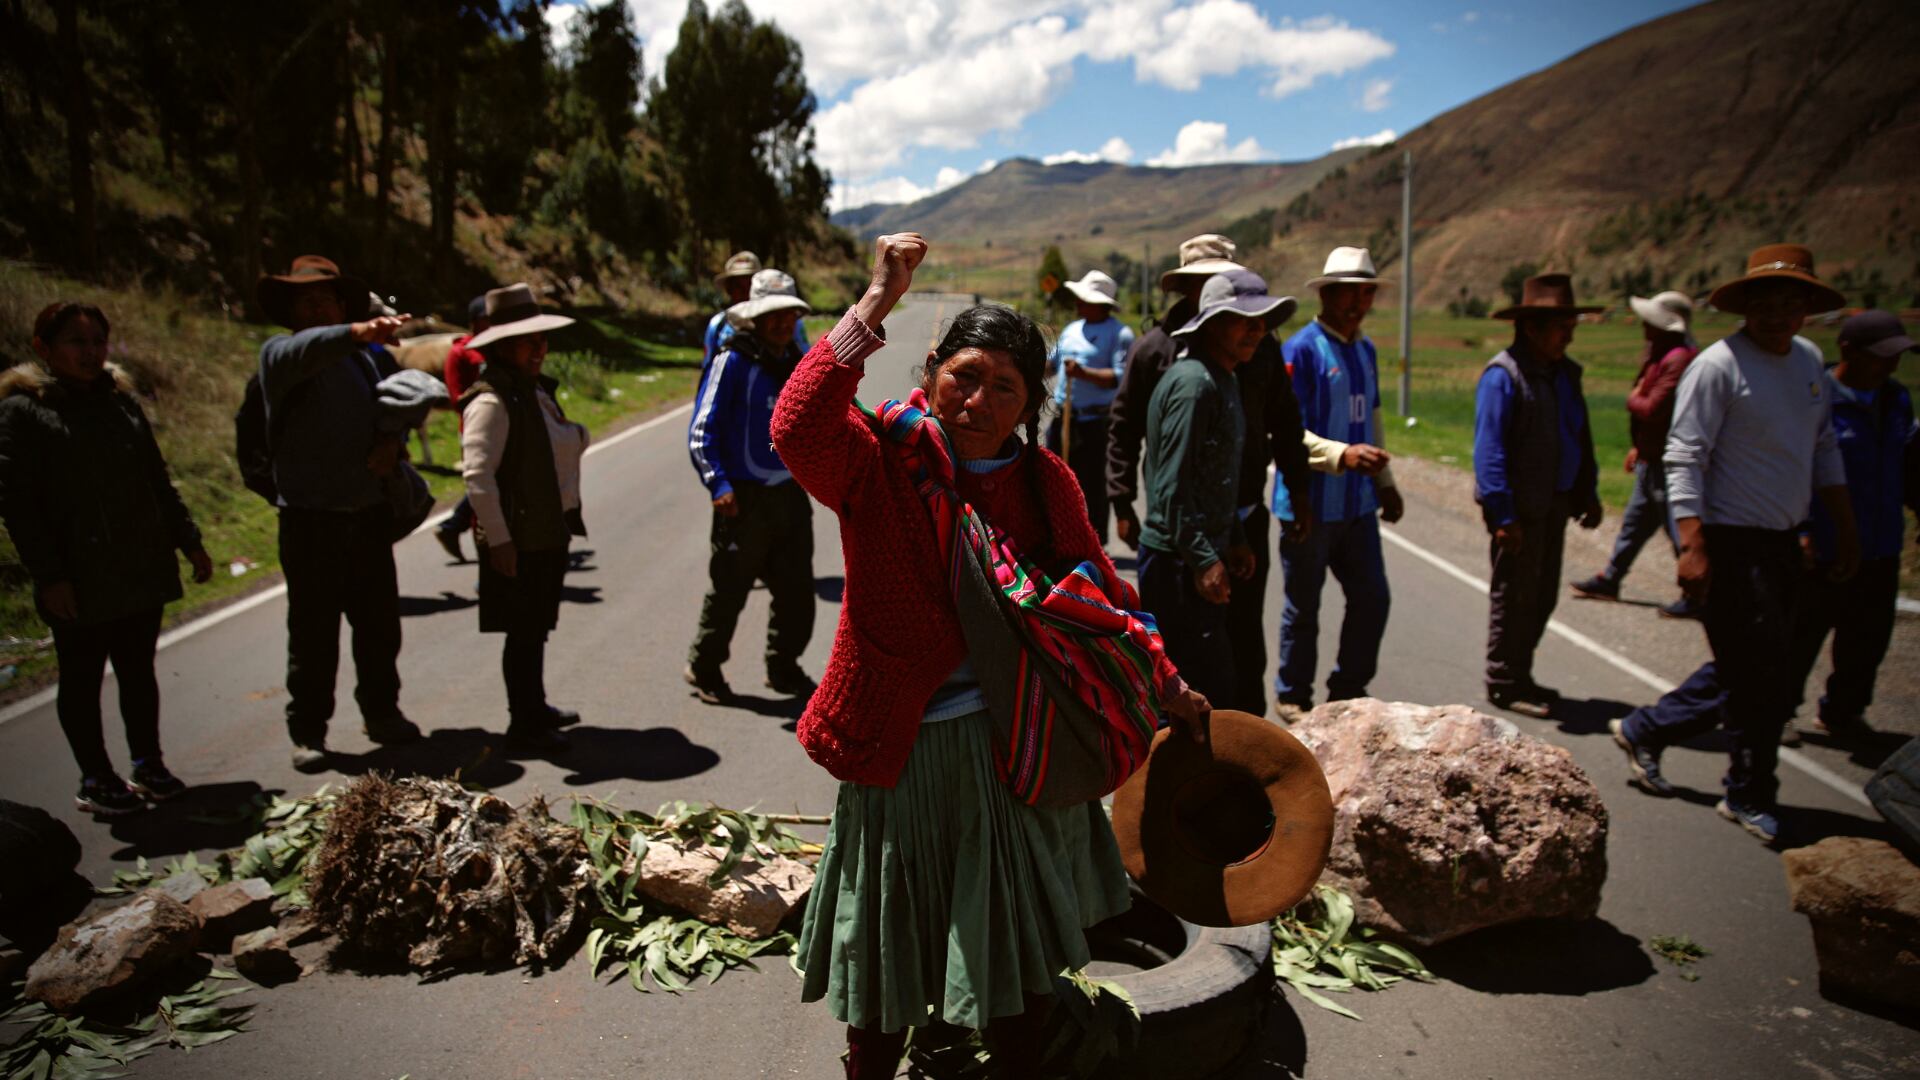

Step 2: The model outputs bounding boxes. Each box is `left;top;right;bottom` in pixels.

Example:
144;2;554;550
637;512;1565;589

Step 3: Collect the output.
921;303;1051;446
33;301;109;343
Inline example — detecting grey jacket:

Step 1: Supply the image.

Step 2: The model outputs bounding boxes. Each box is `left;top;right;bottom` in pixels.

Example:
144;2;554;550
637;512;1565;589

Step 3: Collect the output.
258;325;397;511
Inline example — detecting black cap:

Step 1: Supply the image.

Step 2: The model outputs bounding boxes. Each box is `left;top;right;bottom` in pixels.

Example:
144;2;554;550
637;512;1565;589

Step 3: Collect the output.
468;295;490;323
1837;310;1917;358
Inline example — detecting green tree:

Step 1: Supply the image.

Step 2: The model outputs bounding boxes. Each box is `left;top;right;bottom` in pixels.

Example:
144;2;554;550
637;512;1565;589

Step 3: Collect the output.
1037;244;1068;306
1500;261;1539;305
649;0;827;272
562;1;642;147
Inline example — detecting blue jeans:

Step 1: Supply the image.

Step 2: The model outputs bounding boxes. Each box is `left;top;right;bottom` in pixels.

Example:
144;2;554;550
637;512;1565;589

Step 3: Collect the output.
1602;461;1676;582
1276;512;1390;705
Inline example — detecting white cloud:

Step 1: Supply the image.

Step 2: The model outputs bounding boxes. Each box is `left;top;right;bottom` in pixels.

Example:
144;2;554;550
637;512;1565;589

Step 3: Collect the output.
1041;136;1135;166
1081;2;1394;97
1360;78;1393;113
1146;121;1268;167
1462;11;1481;23
1331;129;1397;150
835;158;989;211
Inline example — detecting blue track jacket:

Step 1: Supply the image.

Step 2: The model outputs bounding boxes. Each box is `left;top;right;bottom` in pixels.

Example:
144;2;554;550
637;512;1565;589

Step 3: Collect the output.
687;336;796;497
1809;371;1917;563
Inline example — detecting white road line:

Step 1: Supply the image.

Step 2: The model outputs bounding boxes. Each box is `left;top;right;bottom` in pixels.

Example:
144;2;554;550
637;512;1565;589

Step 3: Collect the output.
1379;526;1874;810
0;400;696;731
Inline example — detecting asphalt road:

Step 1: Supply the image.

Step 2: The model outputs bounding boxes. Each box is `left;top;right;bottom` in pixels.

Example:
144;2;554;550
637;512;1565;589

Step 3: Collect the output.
2;293;1916;1079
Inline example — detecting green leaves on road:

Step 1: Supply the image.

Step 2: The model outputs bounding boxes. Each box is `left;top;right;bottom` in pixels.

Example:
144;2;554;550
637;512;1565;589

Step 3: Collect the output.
1271;885;1433;1020
1;971;252;1080
95;789;336;907
1649;935;1710;981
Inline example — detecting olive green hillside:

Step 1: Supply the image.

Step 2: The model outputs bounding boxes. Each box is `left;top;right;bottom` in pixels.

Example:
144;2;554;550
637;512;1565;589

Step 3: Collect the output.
1266;0;1920;311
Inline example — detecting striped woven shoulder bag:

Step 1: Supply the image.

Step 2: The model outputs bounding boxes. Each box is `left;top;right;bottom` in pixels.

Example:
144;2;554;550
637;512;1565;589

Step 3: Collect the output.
864;393;1172;807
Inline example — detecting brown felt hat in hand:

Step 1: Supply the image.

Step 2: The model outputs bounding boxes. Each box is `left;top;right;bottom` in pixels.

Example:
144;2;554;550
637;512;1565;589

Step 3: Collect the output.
1110;709;1335;928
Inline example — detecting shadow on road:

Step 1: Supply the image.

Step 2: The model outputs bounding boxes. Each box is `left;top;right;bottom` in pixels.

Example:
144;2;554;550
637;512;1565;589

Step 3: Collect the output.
1540;695;1633;736
1423;917;1654;995
329;727;529;789
713;691;808;722
399;591;479;617
558;725;721;785
1228;990;1308;1078
569;548;597;572
105;780;286;861
563;584;604;606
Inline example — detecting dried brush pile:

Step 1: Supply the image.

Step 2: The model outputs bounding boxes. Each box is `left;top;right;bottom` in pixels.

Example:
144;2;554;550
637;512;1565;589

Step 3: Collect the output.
306;775;592;970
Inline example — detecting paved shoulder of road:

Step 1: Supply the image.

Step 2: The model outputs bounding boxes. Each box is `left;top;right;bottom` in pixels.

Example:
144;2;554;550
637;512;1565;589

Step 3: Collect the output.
2;294;1913;1079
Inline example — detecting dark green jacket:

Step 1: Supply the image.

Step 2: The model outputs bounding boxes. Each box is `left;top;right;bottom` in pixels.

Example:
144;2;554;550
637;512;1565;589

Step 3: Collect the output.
459;363;569;553
1140;350;1246;570
0;364;201;625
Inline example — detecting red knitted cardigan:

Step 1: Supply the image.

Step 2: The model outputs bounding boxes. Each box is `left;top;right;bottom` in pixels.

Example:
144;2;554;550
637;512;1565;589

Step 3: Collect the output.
771;312;1177;787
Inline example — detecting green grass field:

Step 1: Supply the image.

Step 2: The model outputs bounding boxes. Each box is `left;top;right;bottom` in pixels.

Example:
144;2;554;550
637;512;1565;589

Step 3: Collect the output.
0;262;701;691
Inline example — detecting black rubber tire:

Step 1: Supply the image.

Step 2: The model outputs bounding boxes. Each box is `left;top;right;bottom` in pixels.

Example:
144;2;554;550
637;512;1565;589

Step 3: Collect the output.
1093;896;1273;1079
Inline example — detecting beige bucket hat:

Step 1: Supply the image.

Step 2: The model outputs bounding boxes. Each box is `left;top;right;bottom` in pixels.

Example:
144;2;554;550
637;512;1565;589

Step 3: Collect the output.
713;251;763;290
1159;234;1244;292
725;269;812;329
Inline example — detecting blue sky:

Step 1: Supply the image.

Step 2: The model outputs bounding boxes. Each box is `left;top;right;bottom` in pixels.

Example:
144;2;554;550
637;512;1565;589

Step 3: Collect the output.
554;1;1699;209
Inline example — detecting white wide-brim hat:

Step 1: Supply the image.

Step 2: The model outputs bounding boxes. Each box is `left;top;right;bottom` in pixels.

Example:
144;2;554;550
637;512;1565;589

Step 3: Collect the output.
1306;246;1391;290
1160;233;1245;292
726;269;812;329
1061;270;1121;308
466;282;576;350
1629;291;1693;333
713;250;762;290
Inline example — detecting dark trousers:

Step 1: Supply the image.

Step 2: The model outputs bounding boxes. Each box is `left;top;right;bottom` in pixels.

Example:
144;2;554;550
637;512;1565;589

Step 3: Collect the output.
1602;461;1676;582
1225;510;1271;714
1791;556;1899;723
688;481;815;674
439;496;474;534
502;631;549;728
1277;512;1391;706
1045;412;1111;543
51;607;163;780
279;505;402;742
1623;526;1801;806
1138;545;1235;707
1486;497;1569;692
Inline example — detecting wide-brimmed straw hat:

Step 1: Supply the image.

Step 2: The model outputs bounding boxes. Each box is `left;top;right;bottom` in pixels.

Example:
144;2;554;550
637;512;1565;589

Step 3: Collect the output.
1628;290;1693;334
465;283;576;350
725;269;812;329
1110;709;1335;927
713;251;763;290
1159;234;1244;292
1061;270;1121;308
1491;273;1603;320
1306;246;1391;290
1170;269;1297;338
256;255;370;328
1708;243;1846;316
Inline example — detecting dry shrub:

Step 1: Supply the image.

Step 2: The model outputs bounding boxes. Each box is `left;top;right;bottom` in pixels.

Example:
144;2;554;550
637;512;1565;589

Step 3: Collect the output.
306;775;592;971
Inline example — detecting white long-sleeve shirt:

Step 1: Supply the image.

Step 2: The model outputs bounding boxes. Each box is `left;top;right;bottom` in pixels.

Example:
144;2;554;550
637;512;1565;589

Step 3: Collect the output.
1664;331;1844;531
461;385;589;543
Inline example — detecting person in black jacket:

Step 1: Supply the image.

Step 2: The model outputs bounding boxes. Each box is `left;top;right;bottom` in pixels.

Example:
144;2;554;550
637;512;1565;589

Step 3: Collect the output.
0;303;213;816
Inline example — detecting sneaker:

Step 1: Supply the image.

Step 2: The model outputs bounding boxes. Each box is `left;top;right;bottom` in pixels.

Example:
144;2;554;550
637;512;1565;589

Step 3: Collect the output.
1488;685;1554;718
1569;574;1620;600
75;775;146;817
1658;597;1702;620
765;662;817;697
1778;721;1803;747
129;759;187;800
1273;701;1311;726
363;713;423;745
290;743;330;774
504;726;570;757
434;526;467;563
1716;798;1780;844
684;665;731;705
1609;718;1674;797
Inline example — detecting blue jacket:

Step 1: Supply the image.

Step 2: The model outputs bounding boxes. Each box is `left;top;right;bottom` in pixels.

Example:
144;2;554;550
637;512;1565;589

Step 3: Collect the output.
704;311;808;369
687;334;796;497
1284;320;1381;522
1809;372;1917;563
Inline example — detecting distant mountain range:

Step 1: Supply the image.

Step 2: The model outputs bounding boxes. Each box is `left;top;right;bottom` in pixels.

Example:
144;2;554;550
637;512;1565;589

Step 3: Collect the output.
834;0;1920;310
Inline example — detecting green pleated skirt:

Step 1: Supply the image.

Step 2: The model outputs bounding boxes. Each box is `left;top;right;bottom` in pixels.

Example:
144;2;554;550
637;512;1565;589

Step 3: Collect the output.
797;709;1133;1034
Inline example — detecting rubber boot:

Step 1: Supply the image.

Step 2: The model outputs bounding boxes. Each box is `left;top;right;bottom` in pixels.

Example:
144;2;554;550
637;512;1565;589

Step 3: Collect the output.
844;1024;907;1080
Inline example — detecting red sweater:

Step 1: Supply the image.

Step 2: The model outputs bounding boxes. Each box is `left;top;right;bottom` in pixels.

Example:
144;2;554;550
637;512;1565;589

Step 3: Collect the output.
773;312;1170;787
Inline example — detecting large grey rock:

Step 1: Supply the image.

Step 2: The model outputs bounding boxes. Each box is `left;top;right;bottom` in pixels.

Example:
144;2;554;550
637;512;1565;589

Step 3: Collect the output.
1782;836;1920;1013
150;869;211;906
632;841;813;940
24;892;201;1013
1291;699;1609;946
232;928;300;985
188;878;275;948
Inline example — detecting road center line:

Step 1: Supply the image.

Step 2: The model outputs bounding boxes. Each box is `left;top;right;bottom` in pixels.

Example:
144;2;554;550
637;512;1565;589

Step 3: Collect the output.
1379;526;1874;810
0;400;696;731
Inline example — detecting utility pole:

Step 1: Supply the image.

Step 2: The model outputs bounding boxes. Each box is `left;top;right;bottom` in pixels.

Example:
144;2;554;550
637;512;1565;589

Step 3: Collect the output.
1141;242;1151;325
1397;149;1413;418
